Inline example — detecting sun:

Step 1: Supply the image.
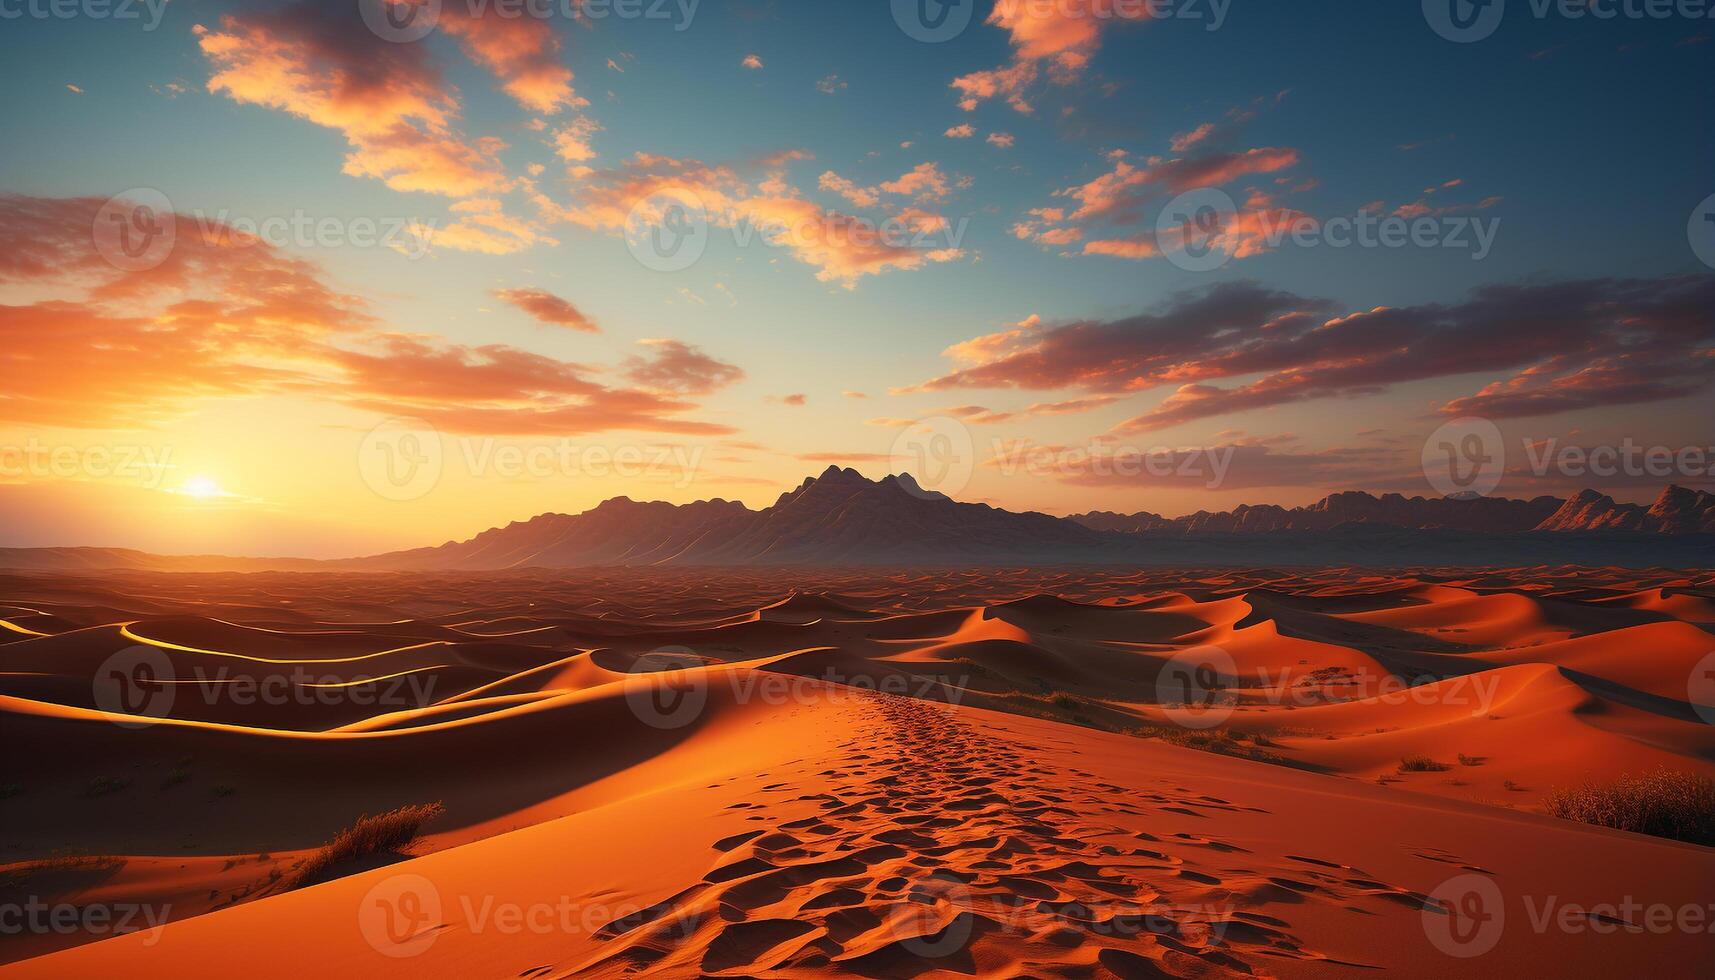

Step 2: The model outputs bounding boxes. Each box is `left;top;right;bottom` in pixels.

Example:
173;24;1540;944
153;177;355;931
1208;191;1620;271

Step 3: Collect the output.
181;475;225;499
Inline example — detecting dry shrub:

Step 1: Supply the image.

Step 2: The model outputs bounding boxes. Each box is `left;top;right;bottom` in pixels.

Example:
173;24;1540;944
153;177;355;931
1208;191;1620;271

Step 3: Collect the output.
1398;755;1450;773
283;802;446;889
1544;770;1714;846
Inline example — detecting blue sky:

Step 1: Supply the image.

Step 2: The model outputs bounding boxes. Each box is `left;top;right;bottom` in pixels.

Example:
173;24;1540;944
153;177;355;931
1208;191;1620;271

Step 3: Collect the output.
0;0;1711;554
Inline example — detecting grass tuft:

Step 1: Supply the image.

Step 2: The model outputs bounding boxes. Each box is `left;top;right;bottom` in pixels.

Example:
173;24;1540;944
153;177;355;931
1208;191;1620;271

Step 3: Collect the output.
84;776;130;797
282;802;446;890
1398;755;1450;773
1543;770;1715;846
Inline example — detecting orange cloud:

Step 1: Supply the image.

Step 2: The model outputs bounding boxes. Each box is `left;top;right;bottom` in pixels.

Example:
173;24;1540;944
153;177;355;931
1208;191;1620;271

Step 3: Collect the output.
905;277;1715;433
818;171;881;208
0;195;738;437
879;162;950;201
556;154;964;286
493;287;598;331
952;0;1151;111
428;198;556;255
1170;122;1216;152
624;339;744;395
1012;146;1304;259
552;115;602;163
195;5;510;198
434;5;578;114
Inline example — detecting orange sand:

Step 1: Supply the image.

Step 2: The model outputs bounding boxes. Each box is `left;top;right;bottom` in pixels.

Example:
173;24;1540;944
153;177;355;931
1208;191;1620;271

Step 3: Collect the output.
2;567;1712;976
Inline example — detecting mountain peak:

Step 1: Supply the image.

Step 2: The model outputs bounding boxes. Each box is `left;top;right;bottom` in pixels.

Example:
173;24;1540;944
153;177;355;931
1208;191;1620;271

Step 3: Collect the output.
814;464;870;484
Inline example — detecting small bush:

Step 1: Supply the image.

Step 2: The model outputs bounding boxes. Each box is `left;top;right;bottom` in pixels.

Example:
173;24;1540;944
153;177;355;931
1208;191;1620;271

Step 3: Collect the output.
1543;770;1715;846
1398;755;1451;773
210;785;236;799
85;776;129;797
283;802;446;890
1051;693;1080;711
0;783;21;800
1457;753;1484;767
1134;725;1295;768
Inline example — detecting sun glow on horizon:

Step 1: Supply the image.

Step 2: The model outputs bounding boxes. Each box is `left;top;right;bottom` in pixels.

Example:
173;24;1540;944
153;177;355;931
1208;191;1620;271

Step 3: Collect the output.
180;475;226;500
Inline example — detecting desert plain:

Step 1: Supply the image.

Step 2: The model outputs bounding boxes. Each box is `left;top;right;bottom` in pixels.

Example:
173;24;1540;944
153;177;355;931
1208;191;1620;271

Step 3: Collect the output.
2;565;1713;978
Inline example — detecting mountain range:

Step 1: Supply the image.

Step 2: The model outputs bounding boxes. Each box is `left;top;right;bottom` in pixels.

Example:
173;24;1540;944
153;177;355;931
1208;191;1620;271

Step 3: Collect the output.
362;468;1113;569
0;468;1710;572
1068;484;1715;536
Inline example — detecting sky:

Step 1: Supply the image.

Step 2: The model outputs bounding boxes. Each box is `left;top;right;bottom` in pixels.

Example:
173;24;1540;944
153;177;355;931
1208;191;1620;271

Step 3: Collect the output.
1;0;1712;557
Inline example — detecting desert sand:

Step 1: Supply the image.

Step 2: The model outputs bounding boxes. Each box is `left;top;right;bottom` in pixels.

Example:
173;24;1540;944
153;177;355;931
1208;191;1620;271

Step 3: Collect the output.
2;566;1713;977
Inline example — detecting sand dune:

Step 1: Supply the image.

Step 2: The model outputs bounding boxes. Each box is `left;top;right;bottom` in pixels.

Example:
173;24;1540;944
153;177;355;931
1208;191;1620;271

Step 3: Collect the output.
2;566;1712;974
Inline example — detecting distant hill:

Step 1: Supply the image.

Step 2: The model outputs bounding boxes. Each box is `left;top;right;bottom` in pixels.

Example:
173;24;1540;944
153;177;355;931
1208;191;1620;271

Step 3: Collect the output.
1535;486;1715;533
360;466;1114;569
1068;489;1564;535
0;473;1709;572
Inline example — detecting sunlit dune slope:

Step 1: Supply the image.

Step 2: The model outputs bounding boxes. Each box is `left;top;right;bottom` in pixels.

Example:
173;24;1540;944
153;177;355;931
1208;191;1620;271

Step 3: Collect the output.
10;688;1713;979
